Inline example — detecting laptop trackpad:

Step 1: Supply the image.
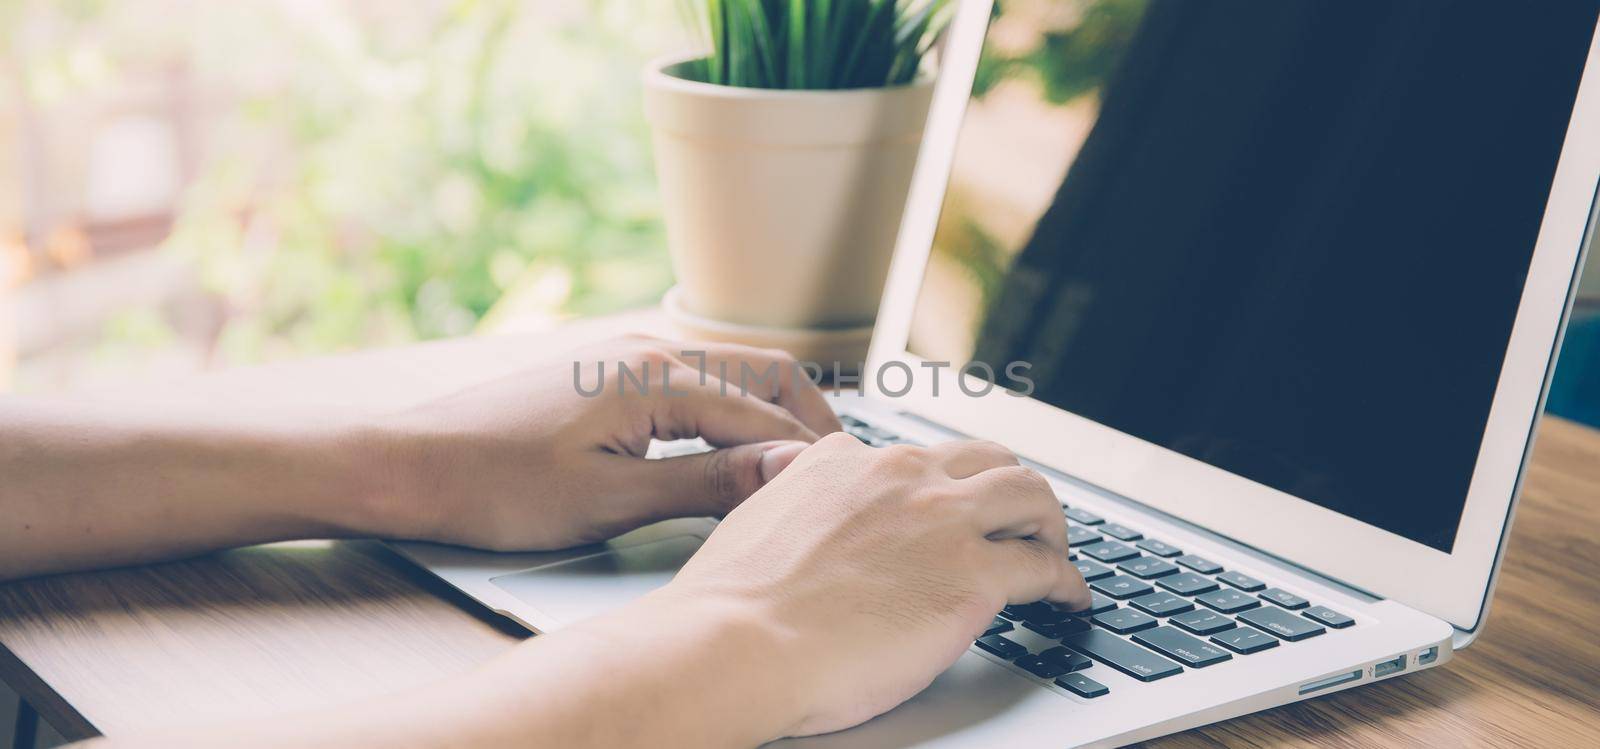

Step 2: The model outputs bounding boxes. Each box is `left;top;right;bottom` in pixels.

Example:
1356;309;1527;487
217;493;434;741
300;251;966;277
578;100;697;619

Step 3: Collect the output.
488;534;705;627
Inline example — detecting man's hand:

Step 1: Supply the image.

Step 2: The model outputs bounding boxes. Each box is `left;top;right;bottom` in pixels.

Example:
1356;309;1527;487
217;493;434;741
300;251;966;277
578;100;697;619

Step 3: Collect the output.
666;434;1091;738
444;437;1093;747
368;335;840;551
0;335;837;580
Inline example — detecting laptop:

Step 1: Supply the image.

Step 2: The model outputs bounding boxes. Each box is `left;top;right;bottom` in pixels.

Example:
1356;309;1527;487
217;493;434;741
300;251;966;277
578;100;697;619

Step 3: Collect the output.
391;1;1600;745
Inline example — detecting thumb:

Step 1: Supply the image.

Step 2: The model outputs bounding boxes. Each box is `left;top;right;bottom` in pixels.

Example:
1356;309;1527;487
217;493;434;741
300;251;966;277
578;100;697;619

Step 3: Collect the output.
631;440;809;517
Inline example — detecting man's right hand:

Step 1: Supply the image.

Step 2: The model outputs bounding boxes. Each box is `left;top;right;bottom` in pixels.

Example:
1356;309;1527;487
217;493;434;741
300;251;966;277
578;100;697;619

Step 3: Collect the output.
662;434;1092;738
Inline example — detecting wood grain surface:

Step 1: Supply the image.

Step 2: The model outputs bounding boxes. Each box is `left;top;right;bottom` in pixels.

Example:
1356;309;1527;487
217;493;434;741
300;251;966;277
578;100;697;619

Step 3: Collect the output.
1;312;1597;747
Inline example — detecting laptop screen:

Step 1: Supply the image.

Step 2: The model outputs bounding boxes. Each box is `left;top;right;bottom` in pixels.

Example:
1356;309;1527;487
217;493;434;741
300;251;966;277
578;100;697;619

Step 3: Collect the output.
908;0;1598;552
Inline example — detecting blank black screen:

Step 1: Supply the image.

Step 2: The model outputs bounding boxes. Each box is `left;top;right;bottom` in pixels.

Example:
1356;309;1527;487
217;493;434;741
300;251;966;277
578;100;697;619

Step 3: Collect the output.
924;1;1598;551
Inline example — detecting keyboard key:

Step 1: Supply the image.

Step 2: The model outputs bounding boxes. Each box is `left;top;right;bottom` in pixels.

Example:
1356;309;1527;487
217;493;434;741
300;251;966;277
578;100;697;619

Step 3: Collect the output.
1169;608;1237;636
1237;607;1327;641
1099;523;1143;541
1133;626;1234;668
1195;589;1262;613
1013;653;1072;679
1022;605;1072;626
1083;592;1118;615
975;635;1028;659
839;414;867;429
1002;602;1050;621
1064;507;1105;525
1091;574;1154;600
1023;617;1090;639
1092;607;1158;634
983;617;1013;637
1210;626;1280;654
1080;540;1140;563
1130;592;1195;617
1067;525;1104;547
1303;606;1355;629
1118;557;1179;579
1156;572;1219;596
1019;617;1061;636
1176;554;1223;574
1259;588;1310;610
1217;570;1266;592
1074;558;1115;582
1055;672;1109;698
849;431;890;447
1136;539;1183;557
1062;629;1184;682
854;424;898;442
1038;646;1093;673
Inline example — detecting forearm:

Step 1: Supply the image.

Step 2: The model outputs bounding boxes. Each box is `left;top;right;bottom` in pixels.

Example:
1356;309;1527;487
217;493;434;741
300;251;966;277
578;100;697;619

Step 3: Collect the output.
0;399;396;581
448;591;803;747
84;591;805;749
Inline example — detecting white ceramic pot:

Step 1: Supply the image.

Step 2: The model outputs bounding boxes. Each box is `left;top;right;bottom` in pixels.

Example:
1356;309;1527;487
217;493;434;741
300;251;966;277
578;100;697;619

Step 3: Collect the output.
644;55;934;364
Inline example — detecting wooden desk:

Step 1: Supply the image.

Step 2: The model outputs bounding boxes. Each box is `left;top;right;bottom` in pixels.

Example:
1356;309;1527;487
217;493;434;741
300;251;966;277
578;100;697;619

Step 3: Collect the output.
2;311;1599;747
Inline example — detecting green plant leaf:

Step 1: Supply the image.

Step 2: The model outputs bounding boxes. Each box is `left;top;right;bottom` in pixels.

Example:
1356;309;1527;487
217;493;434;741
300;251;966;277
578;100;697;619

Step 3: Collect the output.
681;0;950;90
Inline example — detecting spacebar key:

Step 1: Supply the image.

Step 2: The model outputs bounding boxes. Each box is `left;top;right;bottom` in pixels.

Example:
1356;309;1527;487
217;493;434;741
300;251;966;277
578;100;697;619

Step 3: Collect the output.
1062;630;1184;682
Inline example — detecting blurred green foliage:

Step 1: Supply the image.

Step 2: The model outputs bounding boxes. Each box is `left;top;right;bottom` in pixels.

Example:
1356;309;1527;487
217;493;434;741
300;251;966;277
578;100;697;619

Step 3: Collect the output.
170;0;680;361
14;0;683;365
974;0;1148;101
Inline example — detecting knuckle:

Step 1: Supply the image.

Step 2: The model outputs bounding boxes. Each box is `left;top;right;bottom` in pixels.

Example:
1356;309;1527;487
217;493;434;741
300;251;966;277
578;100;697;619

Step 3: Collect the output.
632;347;676;370
702;448;735;502
763;347;798;365
817;431;864;450
973;440;1019;462
878;443;926;466
877;444;933;476
996;464;1051;493
716;341;764;362
962;438;1004;454
700;447;754;505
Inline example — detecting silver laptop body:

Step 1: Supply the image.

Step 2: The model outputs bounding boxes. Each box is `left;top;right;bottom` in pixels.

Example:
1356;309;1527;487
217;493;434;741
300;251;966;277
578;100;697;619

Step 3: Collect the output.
393;2;1600;746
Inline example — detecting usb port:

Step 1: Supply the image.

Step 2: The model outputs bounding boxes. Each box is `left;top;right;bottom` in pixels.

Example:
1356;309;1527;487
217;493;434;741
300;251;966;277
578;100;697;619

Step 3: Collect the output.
1418;646;1439;666
1373;654;1407;678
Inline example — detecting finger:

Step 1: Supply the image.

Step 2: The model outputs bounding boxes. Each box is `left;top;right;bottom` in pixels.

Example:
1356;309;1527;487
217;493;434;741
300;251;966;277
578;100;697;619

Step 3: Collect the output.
650;371;820;447
962;465;1069;557
599;440;809;518
923;440;1019;479
669;342;842;437
986;537;1092;610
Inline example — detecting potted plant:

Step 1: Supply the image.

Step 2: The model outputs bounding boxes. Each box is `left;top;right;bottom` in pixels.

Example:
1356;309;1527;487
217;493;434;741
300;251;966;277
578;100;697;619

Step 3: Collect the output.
646;0;950;368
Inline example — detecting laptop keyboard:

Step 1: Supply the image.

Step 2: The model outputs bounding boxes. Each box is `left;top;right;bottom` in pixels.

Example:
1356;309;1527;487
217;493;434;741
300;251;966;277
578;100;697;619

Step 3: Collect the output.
839;413;1358;700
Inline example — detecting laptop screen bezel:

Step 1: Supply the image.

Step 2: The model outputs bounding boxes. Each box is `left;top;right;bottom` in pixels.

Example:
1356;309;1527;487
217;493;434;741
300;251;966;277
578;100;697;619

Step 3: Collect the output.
867;0;1600;632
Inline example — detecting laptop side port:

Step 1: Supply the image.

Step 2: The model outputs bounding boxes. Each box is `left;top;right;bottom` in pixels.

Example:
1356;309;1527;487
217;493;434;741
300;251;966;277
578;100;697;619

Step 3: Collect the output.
1417;646;1439;666
1298;669;1362;696
1373;654;1407;678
